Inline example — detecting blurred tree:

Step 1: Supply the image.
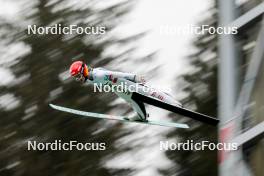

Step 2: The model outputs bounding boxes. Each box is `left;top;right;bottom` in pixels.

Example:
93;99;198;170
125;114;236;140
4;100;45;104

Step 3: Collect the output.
159;4;219;176
0;0;149;175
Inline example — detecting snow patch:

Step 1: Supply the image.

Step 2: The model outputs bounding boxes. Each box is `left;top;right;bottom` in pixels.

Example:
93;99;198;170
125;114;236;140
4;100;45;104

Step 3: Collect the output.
0;93;20;111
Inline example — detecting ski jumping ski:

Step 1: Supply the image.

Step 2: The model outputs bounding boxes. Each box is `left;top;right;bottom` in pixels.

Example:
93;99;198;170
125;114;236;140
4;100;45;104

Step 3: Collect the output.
49;104;189;129
131;92;219;126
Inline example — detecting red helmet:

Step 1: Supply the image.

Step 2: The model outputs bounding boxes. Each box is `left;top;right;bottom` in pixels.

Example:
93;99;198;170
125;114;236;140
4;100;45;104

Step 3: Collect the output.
69;61;88;82
70;61;84;76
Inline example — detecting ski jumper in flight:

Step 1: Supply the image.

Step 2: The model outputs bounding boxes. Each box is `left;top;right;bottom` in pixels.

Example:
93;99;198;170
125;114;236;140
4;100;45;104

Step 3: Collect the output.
69;61;182;121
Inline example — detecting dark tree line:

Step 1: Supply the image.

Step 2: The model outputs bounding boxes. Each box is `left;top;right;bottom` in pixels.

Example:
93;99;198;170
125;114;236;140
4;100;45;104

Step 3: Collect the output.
0;0;147;175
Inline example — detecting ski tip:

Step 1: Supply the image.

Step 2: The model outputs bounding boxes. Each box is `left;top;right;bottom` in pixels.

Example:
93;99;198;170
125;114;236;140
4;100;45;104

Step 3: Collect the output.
183;124;190;129
169;123;189;129
49;103;56;108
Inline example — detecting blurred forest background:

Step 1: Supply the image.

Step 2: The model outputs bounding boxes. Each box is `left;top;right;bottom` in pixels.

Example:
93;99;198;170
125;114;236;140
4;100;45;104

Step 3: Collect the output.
1;0;262;176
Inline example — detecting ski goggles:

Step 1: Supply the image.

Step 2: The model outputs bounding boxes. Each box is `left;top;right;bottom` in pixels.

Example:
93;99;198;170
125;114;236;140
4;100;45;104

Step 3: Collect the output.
73;63;86;82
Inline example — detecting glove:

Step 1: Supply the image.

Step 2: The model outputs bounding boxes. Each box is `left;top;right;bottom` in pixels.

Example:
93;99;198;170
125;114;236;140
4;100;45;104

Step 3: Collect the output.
135;75;146;84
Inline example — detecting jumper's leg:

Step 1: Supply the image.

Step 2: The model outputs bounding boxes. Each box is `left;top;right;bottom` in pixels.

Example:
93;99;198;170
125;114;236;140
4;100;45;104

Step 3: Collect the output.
125;99;147;121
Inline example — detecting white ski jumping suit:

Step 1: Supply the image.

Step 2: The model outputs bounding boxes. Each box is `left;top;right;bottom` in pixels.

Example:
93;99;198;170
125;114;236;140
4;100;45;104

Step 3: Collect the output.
87;68;182;120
